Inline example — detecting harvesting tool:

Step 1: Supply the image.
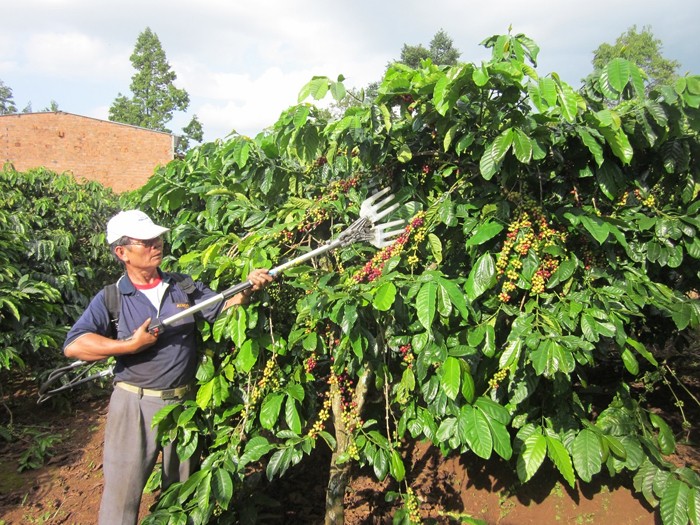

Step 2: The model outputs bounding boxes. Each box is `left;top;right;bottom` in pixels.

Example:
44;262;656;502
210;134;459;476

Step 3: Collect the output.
38;187;405;402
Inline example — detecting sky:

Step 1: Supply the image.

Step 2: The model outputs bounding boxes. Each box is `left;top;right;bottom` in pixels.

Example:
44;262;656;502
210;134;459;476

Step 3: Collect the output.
2;0;699;143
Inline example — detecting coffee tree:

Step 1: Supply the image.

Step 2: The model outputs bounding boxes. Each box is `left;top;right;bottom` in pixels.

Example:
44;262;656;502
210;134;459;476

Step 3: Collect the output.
133;32;700;525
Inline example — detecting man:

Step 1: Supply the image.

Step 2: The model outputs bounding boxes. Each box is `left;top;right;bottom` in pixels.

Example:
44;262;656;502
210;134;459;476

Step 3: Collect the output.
63;210;273;525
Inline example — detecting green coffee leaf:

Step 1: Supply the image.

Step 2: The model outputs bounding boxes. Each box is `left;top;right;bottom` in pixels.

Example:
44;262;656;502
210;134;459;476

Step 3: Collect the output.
650;413;676;455
373;281;397;311
428;233;443;263
235;339;258;374
240;436;273;465
512;128;533;164
440;356;461;400
572;428;602;482
211;467;234;509
606;58;631;93
437;276;469;320
260;393;284;430
546;435;576;488
462;405;493;460
196;379;214;409
466;253;496;300
621;348;640;375
465;221;504;247
660;478;690;525
517;430;546;482
416;281;437;331
397;143;413;163
389;449;406;482
284;396;302;434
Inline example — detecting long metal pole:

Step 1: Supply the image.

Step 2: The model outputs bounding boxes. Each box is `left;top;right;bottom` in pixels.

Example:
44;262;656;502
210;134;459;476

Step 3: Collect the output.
155;237;346;330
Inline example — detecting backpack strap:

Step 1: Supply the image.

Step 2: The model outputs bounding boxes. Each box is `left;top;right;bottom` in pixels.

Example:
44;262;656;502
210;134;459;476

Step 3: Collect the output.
103;283;121;339
170;272;197;296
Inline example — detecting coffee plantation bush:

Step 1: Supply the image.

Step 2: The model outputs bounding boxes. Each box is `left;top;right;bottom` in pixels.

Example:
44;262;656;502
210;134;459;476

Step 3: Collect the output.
0;166;120;373
128;32;699;525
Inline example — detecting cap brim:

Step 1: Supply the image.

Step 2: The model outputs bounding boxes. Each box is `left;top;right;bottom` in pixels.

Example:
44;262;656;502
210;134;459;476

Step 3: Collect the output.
130;225;170;241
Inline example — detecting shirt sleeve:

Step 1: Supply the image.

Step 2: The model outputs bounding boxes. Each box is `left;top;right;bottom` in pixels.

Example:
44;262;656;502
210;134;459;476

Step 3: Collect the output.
63;289;113;352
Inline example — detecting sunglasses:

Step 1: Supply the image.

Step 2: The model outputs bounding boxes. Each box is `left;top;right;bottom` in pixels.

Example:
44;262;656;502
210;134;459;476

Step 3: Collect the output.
124;237;164;248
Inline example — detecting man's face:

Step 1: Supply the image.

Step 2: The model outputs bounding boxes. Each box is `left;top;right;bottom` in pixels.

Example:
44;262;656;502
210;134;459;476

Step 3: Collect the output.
116;237;164;270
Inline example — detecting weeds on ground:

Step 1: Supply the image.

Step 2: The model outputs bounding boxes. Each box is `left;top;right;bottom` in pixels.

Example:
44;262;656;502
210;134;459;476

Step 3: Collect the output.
1;423;64;472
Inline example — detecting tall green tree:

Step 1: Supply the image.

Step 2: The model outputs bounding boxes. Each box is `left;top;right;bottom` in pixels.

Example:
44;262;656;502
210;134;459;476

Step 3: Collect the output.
591;25;680;89
176;114;204;155
109;27;190;133
0;80;17;115
399;29;461;68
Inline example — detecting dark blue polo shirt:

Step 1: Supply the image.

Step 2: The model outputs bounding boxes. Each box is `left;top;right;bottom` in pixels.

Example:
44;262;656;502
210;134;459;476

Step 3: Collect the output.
63;271;222;390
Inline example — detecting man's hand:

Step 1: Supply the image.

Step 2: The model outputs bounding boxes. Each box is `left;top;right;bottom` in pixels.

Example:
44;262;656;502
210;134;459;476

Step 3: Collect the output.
129;317;159;352
247;268;275;292
226;268;275;308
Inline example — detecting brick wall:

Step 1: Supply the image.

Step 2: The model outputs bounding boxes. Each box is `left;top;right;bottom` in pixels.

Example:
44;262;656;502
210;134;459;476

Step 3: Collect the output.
0;112;175;193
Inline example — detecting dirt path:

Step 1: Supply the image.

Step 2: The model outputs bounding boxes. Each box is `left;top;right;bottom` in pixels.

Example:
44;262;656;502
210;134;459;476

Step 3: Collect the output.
0;393;156;524
0;388;661;524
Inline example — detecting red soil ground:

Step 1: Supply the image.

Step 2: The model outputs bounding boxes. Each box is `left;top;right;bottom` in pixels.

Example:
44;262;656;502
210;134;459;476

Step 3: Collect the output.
1;380;695;524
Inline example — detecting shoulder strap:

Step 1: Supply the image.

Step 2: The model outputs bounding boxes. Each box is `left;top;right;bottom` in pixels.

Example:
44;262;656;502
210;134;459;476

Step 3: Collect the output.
103;283;120;339
170;272;197;297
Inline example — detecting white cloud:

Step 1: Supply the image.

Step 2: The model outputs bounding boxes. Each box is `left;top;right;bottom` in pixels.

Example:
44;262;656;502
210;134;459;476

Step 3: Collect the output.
187;66;318;138
173;52;388;139
0;35;19;74
24;32;130;80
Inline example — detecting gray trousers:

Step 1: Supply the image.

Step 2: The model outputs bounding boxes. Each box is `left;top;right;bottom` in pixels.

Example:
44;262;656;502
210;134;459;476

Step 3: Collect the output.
98;386;197;525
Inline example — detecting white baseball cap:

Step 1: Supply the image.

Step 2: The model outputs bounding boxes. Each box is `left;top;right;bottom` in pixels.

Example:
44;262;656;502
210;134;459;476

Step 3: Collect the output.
106;210;170;244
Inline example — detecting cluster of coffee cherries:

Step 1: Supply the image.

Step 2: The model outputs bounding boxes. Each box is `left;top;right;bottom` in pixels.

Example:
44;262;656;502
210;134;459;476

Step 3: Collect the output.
305;352;318;374
397;94;415;111
488;368;509;391
577;235;603;271
399;344;414;368
306;366;362;440
243;358;280;420
306;324;341;373
251;359;279;405
403;487;422;524
307;394;332;440
277;175;363;245
496;208;566;303
333;369;363;434
352;212;427;283
530;257;560;294
634;188;656;208
345;438;360;460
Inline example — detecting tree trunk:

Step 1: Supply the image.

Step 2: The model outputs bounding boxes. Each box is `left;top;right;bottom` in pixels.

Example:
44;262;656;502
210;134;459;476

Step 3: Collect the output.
324;368;371;525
